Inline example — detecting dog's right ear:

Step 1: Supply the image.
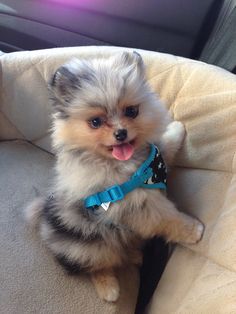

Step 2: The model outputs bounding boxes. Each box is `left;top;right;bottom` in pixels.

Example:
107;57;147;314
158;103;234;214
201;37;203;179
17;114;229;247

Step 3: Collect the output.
49;59;94;117
49;59;82;104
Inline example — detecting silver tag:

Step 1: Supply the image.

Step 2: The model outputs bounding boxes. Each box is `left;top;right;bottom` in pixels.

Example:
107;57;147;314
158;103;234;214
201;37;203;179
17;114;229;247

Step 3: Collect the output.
101;202;110;211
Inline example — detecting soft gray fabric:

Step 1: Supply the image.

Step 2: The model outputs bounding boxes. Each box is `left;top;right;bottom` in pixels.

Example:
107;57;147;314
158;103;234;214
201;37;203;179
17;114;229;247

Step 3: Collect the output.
0;141;139;314
200;0;236;71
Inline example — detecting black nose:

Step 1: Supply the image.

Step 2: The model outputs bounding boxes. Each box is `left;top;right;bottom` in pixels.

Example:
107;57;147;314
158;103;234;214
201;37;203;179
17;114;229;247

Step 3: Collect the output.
114;129;127;142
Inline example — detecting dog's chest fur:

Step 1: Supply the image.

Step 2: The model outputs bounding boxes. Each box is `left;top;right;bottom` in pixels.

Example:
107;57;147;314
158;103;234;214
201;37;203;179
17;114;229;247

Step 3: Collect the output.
54;147;160;216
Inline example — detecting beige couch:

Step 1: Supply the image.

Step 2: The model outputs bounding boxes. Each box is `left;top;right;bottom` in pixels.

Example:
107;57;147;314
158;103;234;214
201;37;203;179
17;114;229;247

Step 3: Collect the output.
1;46;236;314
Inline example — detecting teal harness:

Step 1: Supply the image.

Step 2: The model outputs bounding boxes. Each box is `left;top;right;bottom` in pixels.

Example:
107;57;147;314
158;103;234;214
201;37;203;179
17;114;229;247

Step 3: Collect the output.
84;144;167;210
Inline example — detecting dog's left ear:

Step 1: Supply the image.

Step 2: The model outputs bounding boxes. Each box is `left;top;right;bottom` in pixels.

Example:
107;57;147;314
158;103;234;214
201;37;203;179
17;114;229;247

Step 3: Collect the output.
113;51;145;78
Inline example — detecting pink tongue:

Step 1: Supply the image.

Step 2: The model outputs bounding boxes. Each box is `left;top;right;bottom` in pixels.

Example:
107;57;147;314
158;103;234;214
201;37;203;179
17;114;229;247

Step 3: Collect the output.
112;143;134;161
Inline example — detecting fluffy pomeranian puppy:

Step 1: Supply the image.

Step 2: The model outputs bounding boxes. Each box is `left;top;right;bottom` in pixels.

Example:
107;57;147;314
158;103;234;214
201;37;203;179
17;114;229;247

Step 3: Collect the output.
25;51;204;302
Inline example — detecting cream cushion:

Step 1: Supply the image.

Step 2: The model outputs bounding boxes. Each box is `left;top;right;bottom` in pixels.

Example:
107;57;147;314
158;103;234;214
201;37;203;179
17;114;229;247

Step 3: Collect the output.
0;46;236;313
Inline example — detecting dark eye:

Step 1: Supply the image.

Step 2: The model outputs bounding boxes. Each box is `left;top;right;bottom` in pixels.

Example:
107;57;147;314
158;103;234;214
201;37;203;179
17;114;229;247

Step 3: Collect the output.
89;117;103;129
124;105;139;119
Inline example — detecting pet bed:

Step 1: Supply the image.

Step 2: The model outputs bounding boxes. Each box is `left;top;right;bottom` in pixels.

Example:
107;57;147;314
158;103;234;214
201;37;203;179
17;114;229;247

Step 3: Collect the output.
0;46;236;314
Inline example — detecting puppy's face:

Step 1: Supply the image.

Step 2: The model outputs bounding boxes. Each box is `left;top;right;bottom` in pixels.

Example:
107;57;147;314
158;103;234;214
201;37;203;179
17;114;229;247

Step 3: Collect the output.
50;52;167;161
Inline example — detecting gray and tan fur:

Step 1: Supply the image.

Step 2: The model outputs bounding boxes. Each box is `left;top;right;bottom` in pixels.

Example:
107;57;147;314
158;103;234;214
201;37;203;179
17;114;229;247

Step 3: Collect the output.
25;52;204;302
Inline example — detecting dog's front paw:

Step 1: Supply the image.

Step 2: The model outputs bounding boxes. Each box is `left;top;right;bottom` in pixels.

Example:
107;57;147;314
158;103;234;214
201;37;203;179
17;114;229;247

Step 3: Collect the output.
166;121;186;146
183;220;204;244
160;120;186;165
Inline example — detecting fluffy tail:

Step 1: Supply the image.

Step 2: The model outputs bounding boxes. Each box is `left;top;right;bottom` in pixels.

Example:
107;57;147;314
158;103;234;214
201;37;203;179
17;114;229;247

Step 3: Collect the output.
24;197;45;228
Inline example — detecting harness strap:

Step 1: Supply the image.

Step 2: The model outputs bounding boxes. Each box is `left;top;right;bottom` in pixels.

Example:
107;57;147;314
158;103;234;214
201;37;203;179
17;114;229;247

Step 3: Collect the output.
84;144;167;209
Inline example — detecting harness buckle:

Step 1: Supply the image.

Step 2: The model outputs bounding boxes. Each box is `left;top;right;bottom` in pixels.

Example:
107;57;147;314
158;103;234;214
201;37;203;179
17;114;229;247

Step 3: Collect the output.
105;185;124;202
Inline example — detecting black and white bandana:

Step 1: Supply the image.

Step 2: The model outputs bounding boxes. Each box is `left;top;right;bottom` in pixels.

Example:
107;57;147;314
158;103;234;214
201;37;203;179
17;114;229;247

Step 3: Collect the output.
140;145;167;189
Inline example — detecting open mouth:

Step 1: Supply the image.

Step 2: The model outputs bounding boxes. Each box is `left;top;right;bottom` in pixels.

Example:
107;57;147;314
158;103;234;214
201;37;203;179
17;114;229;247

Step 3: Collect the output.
108;139;136;161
